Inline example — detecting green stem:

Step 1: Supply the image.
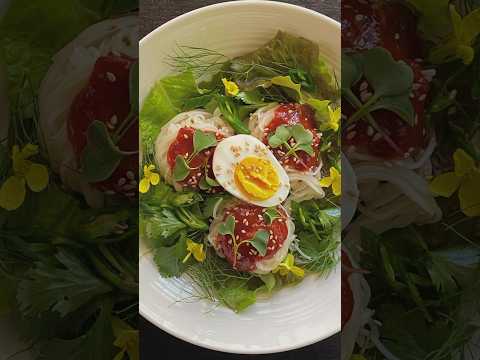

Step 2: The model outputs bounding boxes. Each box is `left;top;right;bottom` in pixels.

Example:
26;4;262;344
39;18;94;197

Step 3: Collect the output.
347;93;380;124
88;251;138;295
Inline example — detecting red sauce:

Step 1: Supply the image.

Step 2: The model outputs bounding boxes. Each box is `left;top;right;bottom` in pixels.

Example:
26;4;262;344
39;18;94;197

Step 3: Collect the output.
341;250;354;328
69;54;138;197
216;203;289;272
341;0;430;160
167;127;223;190
263;103;321;172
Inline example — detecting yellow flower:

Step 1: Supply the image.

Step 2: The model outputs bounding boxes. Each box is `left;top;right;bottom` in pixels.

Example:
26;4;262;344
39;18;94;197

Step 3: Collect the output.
182;239;206;263
273;254;305;278
351;355;367;360
430;148;480;216
319;166;341;196
112;317;139;360
326;105;341;132
139;164;159;193
222;78;239;96
0;144;49;211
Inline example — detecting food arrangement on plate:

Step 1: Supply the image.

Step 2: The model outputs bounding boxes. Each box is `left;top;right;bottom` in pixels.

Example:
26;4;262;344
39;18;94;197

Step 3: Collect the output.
0;1;139;359
140;31;341;312
341;0;480;359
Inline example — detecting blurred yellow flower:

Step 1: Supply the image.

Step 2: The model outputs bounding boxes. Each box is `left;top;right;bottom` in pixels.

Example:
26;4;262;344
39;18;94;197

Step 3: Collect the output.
273;254;304;278
139;164;159;193
222;78;239;96
430;148;480;216
112;317;139;360
183;239;206;263
319;166;341;196
326;105;341;132
0;144;49;211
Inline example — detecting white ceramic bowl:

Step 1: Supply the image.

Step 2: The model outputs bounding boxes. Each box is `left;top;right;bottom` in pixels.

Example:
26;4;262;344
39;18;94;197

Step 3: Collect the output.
139;0;341;354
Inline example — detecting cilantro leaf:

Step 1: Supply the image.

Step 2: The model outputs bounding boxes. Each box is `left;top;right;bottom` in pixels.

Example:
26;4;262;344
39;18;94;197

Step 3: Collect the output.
17;250;113;318
173;155;191;181
249;230;269;256
218;215;236;240
153;236;188;277
193;129;217;155
145;209;186;246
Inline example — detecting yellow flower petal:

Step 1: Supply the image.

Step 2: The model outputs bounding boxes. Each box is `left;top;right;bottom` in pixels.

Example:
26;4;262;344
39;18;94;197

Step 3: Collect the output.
20;143;39;159
0;176;26;211
319;176;333;187
290;266;305;278
193;244;206;262
328;106;340;132
459;172;480;216
25;164;49;192
139;178;150;193
149;172;160;185
454;149;475;177
332;177;341;196
222;78;239;96
147;164;155;171
429;172;461;197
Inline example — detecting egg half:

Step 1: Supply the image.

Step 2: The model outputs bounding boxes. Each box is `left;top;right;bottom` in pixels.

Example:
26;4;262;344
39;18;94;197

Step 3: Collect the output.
213;134;290;207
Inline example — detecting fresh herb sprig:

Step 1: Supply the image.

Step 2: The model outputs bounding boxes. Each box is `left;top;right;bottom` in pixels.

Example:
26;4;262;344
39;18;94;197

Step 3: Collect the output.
172;129;217;182
268;124;314;157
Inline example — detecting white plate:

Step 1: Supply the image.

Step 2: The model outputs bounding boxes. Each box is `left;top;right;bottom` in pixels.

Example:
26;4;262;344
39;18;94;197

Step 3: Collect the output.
139;0;341;354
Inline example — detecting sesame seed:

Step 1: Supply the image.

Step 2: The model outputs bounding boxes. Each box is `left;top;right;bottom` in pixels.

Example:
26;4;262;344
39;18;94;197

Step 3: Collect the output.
110;115;118;125
367;126;374;136
372;133;382;141
419;94;426;101
106;72;116;82
118;178;126;186
346;131;356;140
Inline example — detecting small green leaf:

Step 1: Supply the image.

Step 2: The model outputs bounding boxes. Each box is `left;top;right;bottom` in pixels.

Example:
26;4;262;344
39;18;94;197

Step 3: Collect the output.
218;278;256;312
297;143;315;155
250;229;269;256
205;174;219;187
183;93;215;110
268;125;291;148
362;47;413;97
288;68;316;92
173;156;190;181
369;94;416;126
218;215;236;240
81;121;129;183
291;124;313;144
215;95;251;134
263;207;280;224
258;273;276;292
236;90;265;105
193;129;217;155
198;177;209;190
306;98;330;127
270;75;303;100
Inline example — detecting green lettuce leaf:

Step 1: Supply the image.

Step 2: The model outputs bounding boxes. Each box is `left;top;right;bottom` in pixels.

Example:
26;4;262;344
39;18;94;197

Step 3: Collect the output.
140;71;199;145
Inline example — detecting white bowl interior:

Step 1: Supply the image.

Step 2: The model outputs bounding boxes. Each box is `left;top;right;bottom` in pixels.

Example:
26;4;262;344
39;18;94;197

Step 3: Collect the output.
139;0;340;354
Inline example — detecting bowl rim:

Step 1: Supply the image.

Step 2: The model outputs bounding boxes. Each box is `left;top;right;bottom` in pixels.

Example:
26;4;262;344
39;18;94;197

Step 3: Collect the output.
139;0;340;354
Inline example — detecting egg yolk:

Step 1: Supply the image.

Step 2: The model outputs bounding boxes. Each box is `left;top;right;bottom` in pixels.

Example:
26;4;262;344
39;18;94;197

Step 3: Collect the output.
234;157;280;200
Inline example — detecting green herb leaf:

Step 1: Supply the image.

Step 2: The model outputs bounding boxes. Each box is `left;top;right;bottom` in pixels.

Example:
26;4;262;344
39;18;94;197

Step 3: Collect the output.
193;129;217;155
258;273;276;292
198;177;209;191
296;143;315;156
236;89;265;105
173;155;191;181
218;278;256;313
205;174;219;187
37;301;114;360
291;124;313;144
369;94;416;126
263;207;280;224
202;196;224;218
141;71;199;145
306;98;330;127
153;236;188;277
268;125;291;148
362;47;413;97
249;229;269;256
215;95;251;134
270;75;303;100
289;68;316;92
145;209;187;246
218;215;236;240
341;51;362;90
183;93;215;110
17;250;113;317
81;120;130;182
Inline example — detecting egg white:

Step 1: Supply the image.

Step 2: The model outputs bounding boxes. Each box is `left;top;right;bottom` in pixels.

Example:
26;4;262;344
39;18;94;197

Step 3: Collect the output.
212;134;290;207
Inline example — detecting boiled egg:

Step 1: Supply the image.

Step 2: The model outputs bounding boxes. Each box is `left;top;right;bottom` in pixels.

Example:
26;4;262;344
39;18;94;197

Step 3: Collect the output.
213;134;290;207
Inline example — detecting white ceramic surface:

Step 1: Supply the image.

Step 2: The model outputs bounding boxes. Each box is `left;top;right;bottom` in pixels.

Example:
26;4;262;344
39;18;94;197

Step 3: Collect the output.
139;0;341;354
